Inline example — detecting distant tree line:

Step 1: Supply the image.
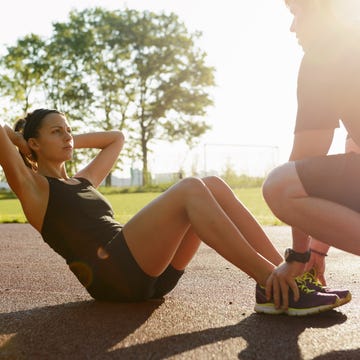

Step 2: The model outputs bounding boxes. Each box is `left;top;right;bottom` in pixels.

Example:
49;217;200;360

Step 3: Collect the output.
0;7;215;185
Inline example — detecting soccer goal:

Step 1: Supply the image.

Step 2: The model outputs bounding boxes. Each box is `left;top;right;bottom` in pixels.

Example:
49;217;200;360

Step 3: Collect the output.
202;143;280;177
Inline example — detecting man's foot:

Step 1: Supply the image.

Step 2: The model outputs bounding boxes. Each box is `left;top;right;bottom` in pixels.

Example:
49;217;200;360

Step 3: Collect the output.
300;269;352;307
254;279;339;316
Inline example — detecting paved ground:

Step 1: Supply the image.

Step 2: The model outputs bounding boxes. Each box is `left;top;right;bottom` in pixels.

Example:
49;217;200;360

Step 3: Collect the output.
0;223;359;360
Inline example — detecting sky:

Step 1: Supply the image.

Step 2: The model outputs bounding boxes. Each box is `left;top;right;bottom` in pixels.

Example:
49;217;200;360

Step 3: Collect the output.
0;0;351;176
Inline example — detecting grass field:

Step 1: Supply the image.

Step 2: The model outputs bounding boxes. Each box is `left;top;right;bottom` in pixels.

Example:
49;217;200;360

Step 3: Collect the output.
0;187;282;225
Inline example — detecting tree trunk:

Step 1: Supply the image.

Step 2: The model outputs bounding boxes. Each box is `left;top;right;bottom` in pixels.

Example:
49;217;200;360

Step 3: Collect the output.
141;141;150;186
105;172;112;187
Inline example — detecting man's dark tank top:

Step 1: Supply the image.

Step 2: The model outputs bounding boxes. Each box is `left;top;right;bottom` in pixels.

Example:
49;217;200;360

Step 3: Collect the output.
41;177;123;264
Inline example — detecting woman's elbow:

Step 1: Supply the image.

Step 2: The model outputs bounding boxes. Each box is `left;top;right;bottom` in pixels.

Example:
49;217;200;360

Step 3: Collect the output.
113;130;125;147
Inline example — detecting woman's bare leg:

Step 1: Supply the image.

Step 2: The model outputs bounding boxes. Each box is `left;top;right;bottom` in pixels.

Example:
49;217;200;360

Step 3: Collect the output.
165;176;282;271
122;177;275;286
201;176;283;266
170;226;201;270
168;176;283;271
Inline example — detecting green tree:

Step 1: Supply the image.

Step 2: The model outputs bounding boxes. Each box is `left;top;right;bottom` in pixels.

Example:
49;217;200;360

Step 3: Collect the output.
0;8;215;186
0;34;47;115
49;8;215;185
43;11;100;177
112;9;215;185
43;9;136;185
81;8;136;185
43;11;95;120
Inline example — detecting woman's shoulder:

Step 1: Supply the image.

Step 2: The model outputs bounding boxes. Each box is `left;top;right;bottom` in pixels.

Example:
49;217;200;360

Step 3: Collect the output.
22;172;49;199
73;176;93;186
41;176;94;190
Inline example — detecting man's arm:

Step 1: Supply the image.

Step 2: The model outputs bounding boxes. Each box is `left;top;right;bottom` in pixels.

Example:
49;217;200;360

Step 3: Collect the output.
289;128;334;249
264;128;335;309
289;129;334;160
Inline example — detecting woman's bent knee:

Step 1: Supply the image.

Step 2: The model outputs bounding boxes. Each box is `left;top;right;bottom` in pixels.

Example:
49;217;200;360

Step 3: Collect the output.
175;177;217;207
177;177;206;194
201;175;224;188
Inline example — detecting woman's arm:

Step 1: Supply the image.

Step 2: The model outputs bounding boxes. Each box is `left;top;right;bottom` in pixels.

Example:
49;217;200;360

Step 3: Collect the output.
0;123;34;195
0;123;51;231
74;130;125;188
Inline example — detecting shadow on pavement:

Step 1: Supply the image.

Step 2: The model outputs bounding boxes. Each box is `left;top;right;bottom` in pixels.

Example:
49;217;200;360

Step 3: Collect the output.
237;311;349;360
0;301;351;360
114;310;349;360
0;299;162;359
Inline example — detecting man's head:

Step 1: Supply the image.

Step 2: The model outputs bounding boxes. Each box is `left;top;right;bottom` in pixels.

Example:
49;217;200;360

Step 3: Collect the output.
285;0;333;14
285;0;336;51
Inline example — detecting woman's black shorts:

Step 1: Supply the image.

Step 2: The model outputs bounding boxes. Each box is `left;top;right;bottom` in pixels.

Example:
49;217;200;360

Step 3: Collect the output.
69;231;184;302
295;152;360;212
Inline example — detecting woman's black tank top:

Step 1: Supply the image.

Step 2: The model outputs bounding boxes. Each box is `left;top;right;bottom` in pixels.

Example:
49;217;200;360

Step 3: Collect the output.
41;177;123;264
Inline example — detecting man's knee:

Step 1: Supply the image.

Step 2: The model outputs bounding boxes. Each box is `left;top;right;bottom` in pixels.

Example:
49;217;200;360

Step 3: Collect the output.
262;162;301;216
263;166;286;211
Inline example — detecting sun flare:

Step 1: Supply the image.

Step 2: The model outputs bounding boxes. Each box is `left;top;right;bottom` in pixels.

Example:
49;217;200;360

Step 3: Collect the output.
332;0;360;24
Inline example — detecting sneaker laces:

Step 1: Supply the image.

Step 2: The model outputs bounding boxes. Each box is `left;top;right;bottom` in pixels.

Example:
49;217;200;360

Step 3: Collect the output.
295;275;316;294
303;269;325;289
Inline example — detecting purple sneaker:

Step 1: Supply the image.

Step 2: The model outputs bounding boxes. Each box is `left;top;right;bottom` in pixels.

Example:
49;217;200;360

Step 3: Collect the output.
254;284;283;315
300;269;352;307
254;278;339;316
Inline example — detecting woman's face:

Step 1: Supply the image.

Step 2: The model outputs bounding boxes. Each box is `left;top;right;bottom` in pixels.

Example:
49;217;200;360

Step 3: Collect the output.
30;113;74;162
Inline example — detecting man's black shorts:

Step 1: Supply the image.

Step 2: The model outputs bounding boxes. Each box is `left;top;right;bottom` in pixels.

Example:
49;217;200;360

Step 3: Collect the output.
295;152;360;212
